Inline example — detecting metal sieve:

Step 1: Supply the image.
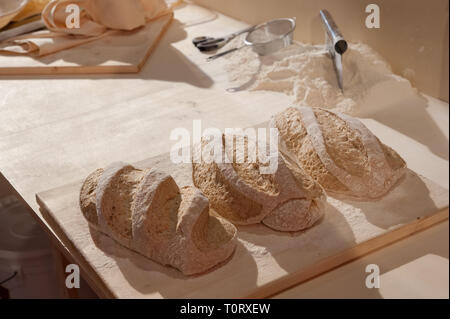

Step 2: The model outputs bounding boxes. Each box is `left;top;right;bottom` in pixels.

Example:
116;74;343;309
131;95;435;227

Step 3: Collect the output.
207;17;296;61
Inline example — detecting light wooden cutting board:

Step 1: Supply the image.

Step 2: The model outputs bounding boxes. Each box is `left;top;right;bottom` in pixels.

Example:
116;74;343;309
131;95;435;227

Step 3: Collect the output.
0;12;173;75
36;149;449;299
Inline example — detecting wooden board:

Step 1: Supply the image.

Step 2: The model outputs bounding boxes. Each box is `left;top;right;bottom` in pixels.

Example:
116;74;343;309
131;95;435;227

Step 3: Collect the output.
0;13;173;75
36;149;449;299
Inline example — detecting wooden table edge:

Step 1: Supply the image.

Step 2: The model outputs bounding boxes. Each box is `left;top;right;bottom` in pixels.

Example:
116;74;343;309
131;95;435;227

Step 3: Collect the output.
258;207;449;299
35;187;449;299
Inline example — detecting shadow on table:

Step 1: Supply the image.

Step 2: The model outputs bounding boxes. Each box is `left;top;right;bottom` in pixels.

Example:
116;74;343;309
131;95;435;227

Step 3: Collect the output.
341;169;440;230
274;222;449;298
89;226;257;298
238;168;446;298
138;19;213;88
237;201;362;296
363;93;449;161
0;19;214;89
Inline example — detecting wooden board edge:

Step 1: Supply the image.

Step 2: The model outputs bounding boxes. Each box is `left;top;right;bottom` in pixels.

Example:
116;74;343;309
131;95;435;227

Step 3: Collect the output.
36;179;449;299
35;193;116;299
246;207;449;299
35;170;449;299
137;12;174;71
0;64;139;76
0;12;174;76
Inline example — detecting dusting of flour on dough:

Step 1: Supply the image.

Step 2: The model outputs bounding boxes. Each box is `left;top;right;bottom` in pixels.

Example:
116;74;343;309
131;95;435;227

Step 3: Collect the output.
222;36;418;115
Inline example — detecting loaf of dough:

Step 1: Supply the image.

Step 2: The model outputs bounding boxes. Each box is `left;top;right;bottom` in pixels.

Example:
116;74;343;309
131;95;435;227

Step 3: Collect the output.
79;162;237;275
271;107;407;200
192;134;326;231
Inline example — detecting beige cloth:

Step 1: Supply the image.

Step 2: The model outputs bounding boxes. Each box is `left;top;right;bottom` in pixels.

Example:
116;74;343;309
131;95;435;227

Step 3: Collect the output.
0;0;172;56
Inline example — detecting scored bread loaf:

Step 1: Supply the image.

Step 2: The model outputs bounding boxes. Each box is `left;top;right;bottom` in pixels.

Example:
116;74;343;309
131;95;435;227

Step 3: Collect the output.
271;107;407;200
192;134;326;232
79;162;237;275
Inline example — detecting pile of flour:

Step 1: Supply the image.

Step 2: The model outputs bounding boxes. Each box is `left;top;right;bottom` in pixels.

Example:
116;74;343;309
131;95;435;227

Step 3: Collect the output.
222;36;418;115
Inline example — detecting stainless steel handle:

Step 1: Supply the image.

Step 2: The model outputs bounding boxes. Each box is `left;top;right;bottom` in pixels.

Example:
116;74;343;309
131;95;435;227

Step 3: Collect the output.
320;10;346;92
319;9;347;55
206;47;241;61
228;25;256;40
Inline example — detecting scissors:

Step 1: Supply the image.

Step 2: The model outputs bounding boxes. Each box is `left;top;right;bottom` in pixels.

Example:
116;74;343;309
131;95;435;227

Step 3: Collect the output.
192;25;256;52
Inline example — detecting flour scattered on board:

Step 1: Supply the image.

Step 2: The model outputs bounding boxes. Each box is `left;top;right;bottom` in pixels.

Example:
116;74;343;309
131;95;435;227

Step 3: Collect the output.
222;36;418;115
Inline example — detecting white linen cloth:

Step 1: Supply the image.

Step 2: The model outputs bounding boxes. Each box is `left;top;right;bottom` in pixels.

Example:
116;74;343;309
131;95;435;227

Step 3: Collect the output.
0;0;173;56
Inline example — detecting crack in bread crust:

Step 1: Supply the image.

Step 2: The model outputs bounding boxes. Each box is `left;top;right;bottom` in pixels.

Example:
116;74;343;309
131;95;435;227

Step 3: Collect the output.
79;168;104;226
192;161;263;224
80;163;238;275
99;165;142;243
192;133;326;231
272;106;407;200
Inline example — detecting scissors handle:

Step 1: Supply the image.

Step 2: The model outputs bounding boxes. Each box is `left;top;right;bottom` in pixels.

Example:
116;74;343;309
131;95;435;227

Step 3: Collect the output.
195;25;257;52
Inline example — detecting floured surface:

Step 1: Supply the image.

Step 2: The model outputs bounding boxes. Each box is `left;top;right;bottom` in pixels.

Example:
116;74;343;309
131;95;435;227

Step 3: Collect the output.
0;2;445;299
222;38;419;116
36;151;449;299
0;13;173;74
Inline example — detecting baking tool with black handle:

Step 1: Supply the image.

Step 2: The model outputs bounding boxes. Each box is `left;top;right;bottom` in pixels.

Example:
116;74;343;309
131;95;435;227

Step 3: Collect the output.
319;9;347;92
193;25;256;52
206;18;296;61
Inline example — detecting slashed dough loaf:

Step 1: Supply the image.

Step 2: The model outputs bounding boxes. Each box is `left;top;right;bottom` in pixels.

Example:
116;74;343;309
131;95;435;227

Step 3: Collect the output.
79;162;237;275
271;107;407;200
192;134;326;231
